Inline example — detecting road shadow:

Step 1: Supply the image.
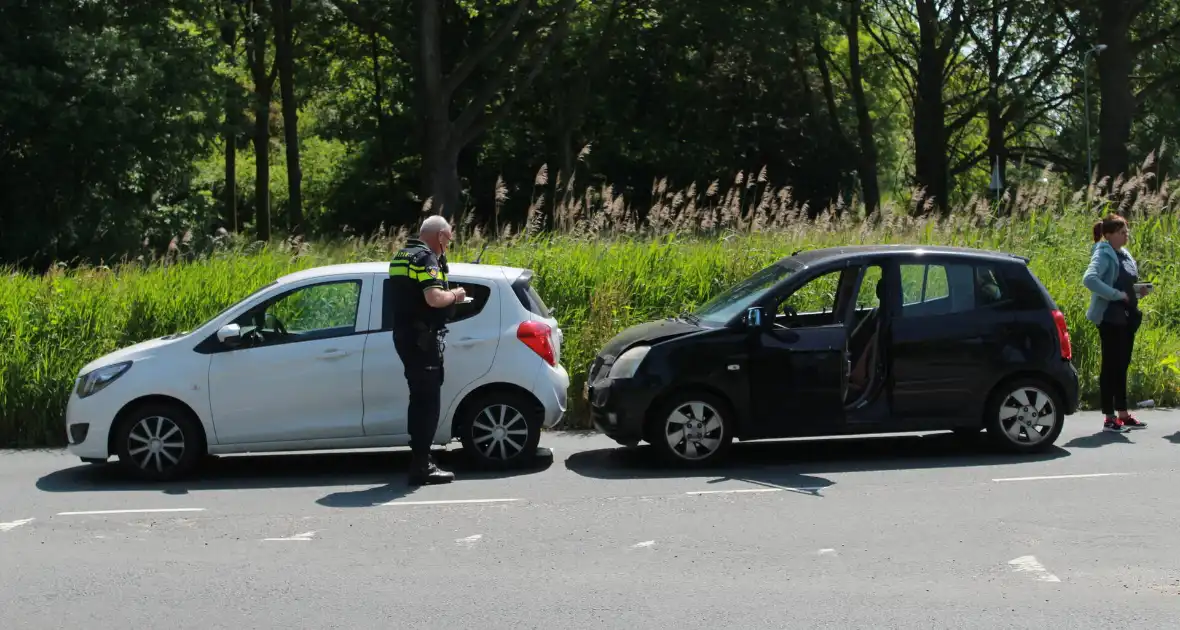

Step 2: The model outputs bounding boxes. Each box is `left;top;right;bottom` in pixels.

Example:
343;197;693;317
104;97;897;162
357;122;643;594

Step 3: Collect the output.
34;447;553;500
1164;431;1180;445
1062;431;1133;448
564;432;1070;485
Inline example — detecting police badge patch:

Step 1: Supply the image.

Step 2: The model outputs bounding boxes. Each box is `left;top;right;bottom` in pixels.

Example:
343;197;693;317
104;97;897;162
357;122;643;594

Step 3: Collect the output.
428;267;439;278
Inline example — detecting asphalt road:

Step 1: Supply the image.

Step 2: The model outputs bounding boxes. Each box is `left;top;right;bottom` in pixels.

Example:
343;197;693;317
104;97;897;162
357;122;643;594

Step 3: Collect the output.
3;410;1180;629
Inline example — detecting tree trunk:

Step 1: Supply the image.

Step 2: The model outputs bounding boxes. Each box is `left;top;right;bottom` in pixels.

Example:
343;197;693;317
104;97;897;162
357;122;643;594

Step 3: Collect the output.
220;3;238;232
554;0;620;186
985;2;1006;198
271;0;302;235
410;0;575;220
913;0;950;214
370;27;396;209
1096;0;1133;184
416;0;462;218
248;0;273;241
846;0;880;215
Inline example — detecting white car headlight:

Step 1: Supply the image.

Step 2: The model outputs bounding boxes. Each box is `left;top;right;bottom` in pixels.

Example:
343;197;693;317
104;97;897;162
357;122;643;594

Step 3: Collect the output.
76;362;132;399
609;346;650;380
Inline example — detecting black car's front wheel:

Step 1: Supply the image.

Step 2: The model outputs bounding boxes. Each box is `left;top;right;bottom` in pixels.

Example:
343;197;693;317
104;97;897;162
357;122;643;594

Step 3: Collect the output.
648;391;734;466
983;377;1065;453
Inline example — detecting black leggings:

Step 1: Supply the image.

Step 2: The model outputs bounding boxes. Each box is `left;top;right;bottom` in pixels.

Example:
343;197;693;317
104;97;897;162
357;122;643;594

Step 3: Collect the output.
1097;322;1136;416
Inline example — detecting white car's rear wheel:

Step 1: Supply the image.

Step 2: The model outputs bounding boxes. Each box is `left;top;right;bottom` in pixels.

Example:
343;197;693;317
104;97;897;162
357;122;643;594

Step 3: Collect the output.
458;391;542;470
113;401;205;481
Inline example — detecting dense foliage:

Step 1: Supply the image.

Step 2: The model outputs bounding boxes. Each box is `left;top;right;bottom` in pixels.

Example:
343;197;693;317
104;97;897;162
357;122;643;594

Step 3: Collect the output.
3;0;1180;268
4;175;1179;447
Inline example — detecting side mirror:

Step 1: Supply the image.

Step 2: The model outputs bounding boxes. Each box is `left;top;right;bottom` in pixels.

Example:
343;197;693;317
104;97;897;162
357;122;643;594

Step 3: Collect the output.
746;306;763;329
217;323;242;346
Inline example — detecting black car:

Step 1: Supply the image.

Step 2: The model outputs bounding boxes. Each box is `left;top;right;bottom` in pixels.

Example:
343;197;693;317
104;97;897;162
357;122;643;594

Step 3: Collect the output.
585;244;1080;465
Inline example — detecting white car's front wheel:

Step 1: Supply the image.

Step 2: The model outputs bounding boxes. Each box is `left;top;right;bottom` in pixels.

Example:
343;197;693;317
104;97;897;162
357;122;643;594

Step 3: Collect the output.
112;401;205;482
458;391;542;470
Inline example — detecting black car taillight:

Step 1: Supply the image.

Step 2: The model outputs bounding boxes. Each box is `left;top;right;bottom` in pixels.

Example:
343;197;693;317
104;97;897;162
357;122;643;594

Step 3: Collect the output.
1051;310;1072;360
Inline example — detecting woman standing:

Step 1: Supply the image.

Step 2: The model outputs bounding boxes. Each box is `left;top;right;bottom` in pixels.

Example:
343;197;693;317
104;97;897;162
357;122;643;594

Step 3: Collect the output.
1083;213;1150;433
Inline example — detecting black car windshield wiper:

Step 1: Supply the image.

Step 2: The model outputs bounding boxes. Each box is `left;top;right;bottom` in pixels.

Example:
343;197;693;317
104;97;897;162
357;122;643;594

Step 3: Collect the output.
677;311;700;324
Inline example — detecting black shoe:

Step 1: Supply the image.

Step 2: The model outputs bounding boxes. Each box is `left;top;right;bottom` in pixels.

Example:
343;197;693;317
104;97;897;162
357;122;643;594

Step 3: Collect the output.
408;454;454;486
1103;419;1130;433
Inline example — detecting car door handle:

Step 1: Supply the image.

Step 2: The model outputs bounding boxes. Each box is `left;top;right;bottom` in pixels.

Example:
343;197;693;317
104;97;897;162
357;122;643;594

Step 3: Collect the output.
316;348;352;360
450;336;488;347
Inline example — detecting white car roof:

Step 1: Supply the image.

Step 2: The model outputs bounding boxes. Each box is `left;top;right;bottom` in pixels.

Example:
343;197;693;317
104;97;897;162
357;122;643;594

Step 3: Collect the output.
274;261;528;285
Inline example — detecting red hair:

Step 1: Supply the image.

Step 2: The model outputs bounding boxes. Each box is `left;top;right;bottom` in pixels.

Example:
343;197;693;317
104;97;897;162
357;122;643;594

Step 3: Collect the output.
1092;213;1127;243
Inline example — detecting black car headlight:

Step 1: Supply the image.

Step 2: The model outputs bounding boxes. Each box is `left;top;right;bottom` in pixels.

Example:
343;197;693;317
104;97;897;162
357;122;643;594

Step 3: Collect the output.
608;346;650;380
76;362;132;399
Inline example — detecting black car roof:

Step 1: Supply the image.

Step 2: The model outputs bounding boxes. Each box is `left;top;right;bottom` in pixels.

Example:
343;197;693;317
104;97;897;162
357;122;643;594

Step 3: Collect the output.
781;244;1029;268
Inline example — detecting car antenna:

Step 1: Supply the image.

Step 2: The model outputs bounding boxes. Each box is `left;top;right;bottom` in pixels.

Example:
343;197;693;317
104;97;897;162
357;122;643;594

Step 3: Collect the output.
472;240;490;264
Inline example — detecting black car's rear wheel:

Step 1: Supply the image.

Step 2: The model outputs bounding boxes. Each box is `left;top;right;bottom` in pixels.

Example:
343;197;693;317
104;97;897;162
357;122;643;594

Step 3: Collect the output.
648;391;734;466
983;377;1064;453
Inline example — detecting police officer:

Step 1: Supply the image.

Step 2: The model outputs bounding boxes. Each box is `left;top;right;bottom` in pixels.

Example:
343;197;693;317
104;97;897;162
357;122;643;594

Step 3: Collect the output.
388;215;466;485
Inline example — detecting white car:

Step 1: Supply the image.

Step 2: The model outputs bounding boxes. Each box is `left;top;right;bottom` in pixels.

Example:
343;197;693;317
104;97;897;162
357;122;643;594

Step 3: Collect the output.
64;261;570;481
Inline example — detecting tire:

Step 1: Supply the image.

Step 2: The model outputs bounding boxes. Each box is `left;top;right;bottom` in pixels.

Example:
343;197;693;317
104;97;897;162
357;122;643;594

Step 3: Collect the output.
647;391;735;467
983;377;1065;453
458;391;543;470
112;401;206;482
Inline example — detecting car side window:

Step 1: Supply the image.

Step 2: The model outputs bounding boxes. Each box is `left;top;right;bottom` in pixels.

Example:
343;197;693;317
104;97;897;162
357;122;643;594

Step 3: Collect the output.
776;269;846;326
448;281;491;323
233;280;361;344
854;265;884;310
379;278;491;330
973;264;1009;308
899;263;978;318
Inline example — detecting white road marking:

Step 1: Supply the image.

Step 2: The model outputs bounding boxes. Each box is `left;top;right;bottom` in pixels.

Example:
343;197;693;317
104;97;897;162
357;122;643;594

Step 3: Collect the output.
685;487;825;495
631;540;655;548
264;531;317;542
56;508;207;516
0;518;35;532
686;488;781;495
817;548;836;556
379;498;523;507
456;534;483;547
992;473;1131;483
1008;555;1061;582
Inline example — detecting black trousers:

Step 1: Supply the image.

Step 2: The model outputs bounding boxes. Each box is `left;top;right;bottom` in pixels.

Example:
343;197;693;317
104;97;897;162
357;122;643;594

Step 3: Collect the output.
1097;321;1137;416
394;329;445;456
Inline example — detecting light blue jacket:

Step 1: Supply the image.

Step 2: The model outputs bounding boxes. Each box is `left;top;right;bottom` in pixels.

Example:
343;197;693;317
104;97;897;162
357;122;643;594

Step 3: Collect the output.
1082;240;1133;325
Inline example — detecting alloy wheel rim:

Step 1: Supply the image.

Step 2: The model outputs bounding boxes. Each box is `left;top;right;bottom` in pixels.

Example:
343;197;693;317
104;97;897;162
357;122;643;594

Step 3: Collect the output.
665;401;724;460
471;404;529;460
127;416;185;472
998;387;1056;444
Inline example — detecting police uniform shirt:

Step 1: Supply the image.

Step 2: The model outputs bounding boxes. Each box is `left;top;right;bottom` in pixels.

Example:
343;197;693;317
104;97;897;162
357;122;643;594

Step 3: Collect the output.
388;238;452;331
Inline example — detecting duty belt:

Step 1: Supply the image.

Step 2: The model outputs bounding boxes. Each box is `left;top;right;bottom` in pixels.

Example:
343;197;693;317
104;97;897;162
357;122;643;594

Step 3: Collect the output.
406;321;448;337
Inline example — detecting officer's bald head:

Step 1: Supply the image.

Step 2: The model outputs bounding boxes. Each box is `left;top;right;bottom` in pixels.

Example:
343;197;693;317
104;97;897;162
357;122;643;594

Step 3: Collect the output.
419;215;453;254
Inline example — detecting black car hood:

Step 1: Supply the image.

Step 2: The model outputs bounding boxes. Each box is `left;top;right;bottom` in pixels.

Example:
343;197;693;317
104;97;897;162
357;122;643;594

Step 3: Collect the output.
596;318;704;360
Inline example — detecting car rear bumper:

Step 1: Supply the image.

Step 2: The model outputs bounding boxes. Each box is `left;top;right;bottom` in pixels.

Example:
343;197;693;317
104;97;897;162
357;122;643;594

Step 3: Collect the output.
534;362;570;429
1057;360;1081;415
587;377;655;445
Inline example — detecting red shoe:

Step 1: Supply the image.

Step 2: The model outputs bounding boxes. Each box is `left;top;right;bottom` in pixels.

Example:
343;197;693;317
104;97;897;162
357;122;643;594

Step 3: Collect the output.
1120;416;1147;430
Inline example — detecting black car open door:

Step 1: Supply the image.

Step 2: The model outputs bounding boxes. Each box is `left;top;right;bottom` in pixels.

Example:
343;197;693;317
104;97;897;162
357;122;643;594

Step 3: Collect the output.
745;265;857;438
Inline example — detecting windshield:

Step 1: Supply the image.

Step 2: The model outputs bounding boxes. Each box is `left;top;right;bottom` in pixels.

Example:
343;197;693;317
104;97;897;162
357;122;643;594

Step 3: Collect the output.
192;280;278;332
692;261;800;324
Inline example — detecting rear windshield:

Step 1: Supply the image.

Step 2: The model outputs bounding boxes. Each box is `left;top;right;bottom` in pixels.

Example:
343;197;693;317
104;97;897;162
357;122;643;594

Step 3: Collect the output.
513;275;551;318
